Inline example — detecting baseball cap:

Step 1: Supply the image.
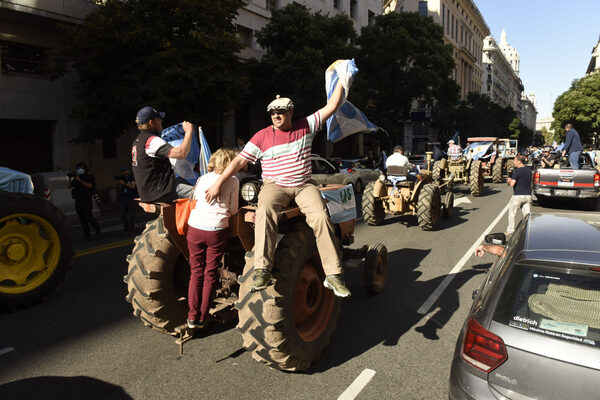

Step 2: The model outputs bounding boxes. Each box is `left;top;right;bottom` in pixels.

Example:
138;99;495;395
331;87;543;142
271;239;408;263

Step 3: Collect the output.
135;106;165;125
267;95;294;112
447;139;455;144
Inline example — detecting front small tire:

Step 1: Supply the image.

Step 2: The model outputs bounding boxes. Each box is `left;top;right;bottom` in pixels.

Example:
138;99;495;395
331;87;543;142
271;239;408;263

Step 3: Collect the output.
364;244;388;295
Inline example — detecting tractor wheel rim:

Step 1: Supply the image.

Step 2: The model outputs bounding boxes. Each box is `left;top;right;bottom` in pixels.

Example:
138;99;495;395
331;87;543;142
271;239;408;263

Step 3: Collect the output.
293;258;335;342
0;214;61;294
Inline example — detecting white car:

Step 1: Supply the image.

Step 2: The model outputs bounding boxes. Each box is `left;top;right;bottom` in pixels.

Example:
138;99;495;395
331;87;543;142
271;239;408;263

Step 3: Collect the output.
311;155;380;193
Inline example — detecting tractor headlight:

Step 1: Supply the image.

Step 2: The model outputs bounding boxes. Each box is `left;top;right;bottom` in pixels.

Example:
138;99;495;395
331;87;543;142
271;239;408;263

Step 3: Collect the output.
241;182;259;203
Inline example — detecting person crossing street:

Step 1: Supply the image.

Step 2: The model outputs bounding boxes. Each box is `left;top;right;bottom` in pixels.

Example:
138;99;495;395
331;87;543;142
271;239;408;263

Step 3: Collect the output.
506;155;532;236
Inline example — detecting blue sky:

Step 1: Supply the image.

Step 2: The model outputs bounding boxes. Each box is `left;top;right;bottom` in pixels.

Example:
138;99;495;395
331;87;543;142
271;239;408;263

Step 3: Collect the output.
475;0;600;119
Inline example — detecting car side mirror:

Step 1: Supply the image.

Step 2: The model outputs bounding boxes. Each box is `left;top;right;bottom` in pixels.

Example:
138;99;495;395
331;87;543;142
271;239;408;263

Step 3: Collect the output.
485;232;506;245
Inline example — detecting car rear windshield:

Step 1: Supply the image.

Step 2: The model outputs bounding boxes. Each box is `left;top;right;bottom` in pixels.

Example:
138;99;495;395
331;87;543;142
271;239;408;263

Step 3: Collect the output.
493;264;600;348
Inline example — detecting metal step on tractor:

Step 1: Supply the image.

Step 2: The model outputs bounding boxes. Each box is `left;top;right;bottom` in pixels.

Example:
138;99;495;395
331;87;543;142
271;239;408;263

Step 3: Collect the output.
362;166;454;230
124;183;388;371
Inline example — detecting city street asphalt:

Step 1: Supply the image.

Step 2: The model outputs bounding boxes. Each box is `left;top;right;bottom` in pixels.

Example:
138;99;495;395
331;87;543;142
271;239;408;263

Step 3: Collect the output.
0;181;597;399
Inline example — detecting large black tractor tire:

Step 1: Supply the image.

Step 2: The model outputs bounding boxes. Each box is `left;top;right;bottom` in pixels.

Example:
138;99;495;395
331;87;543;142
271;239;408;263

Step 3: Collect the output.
442;192;454;219
417;184;441;231
124;216;189;335
469;160;484;197
505;159;515;176
362;181;385;226
364;243;388;295
492;157;504;183
0;191;73;309
236;222;341;371
432;161;443;185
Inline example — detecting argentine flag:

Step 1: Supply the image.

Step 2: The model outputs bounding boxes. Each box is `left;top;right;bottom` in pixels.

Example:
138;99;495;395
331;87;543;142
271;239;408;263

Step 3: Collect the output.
463;142;494;160
325;59;378;142
161;123;201;185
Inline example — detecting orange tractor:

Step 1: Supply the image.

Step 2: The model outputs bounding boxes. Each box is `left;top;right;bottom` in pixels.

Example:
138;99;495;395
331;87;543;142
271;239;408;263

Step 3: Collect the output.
124;183;388;371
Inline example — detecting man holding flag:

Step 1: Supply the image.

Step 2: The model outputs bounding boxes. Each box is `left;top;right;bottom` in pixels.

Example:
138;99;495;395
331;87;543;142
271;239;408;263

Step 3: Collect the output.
131;106;194;203
205;79;352;297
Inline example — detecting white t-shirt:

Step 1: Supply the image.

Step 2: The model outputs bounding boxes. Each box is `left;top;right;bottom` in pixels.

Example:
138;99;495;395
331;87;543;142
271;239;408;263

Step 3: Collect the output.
386;153;410;168
188;172;239;231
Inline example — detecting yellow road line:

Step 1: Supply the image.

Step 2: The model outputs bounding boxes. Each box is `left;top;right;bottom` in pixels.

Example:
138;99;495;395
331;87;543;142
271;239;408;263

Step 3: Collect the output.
75;238;135;258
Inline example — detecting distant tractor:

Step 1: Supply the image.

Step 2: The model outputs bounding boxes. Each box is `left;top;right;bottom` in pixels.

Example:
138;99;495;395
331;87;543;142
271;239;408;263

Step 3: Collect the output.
432;156;484;197
362;166;454;230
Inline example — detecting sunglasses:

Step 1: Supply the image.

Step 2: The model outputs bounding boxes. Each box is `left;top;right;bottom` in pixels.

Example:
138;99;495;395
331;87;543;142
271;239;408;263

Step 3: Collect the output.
269;109;287;115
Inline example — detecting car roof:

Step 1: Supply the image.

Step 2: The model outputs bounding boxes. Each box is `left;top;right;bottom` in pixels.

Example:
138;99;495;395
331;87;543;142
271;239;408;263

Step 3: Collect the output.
517;213;600;266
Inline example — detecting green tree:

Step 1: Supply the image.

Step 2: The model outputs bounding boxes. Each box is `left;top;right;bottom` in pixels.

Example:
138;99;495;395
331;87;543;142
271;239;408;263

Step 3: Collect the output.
551;72;600;144
249;3;356;119
55;0;244;142
540;126;556;145
453;93;516;140
352;12;459;144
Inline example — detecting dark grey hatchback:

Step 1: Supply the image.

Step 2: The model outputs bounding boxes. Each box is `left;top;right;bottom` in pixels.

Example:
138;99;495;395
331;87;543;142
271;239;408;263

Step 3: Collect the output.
449;213;600;400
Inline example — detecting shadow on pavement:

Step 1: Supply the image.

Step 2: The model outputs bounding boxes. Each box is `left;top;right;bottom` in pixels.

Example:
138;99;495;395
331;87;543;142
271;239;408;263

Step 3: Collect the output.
0;376;132;400
310;248;488;373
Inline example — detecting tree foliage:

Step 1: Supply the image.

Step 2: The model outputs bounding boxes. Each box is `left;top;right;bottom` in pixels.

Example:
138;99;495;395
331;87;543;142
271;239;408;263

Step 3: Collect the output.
352;12;459;144
450;93;516;141
250;3;356;118
55;0;244;142
551;72;600;144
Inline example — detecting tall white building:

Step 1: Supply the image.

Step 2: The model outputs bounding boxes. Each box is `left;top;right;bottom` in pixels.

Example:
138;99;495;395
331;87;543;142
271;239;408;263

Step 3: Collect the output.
499;29;519;76
481;35;522;112
586;36;600;75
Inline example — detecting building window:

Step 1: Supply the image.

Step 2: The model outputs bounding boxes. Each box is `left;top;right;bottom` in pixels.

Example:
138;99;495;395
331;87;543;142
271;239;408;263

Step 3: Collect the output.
368;10;376;26
447;10;450;34
0;40;48;76
442;4;445;27
350;0;357;19
418;1;428;17
334;0;341;10
267;0;277;11
236;25;253;48
451;15;454;38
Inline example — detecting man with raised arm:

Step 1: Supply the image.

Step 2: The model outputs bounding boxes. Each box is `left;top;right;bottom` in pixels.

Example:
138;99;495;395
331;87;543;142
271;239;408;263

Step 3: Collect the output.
205;82;351;297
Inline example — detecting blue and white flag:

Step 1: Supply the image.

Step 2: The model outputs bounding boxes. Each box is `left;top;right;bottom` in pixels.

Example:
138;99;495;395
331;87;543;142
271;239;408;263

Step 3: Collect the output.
320;184;357;224
463;142;494;160
161;123;200;184
198;128;212;176
325;59;378;143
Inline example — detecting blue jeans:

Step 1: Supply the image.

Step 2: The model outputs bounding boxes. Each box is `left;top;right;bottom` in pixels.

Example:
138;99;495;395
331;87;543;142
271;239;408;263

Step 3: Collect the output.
569;151;582;169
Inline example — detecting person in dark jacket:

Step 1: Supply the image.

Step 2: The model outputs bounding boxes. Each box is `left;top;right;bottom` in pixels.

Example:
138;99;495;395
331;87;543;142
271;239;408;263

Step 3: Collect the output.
131;106;194;203
68;162;101;239
561;123;583;169
116;166;137;234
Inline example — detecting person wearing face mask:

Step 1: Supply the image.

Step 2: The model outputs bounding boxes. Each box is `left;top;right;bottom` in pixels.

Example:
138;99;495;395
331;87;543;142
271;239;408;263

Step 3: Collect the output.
68;162;101;239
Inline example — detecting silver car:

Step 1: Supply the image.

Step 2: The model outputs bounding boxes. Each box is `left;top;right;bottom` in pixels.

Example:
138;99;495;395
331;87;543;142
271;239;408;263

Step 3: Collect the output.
449;213;600;400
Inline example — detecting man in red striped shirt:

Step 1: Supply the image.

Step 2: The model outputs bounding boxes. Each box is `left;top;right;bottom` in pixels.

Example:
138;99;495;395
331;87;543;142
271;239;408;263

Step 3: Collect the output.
205;82;351;297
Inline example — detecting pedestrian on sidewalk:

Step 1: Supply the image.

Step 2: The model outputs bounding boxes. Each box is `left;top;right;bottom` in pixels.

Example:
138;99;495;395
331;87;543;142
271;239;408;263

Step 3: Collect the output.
68;162;101;239
186;148;239;329
561;123;583;169
506;155;532;236
116;166;137;234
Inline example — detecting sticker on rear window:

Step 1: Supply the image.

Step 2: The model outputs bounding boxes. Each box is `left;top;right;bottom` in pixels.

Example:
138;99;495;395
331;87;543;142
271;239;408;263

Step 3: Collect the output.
532;273;561;281
539;319;588;337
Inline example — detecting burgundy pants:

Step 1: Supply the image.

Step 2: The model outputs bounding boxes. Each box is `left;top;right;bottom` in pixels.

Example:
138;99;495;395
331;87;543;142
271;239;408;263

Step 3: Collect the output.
186;226;229;322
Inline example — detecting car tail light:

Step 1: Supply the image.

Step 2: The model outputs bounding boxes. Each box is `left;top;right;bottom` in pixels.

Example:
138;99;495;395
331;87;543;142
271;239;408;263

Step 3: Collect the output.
533;171;540;185
347;168;354;173
594;173;599;187
460;319;507;373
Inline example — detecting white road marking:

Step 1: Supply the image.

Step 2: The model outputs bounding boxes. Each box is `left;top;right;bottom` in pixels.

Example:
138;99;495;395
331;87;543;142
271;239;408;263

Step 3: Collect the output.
338;369;376;400
453;196;472;206
417;202;510;315
0;347;15;356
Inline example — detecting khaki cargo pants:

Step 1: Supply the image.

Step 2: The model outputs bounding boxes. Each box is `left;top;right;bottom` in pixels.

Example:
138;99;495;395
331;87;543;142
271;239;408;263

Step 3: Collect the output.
253;180;342;276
